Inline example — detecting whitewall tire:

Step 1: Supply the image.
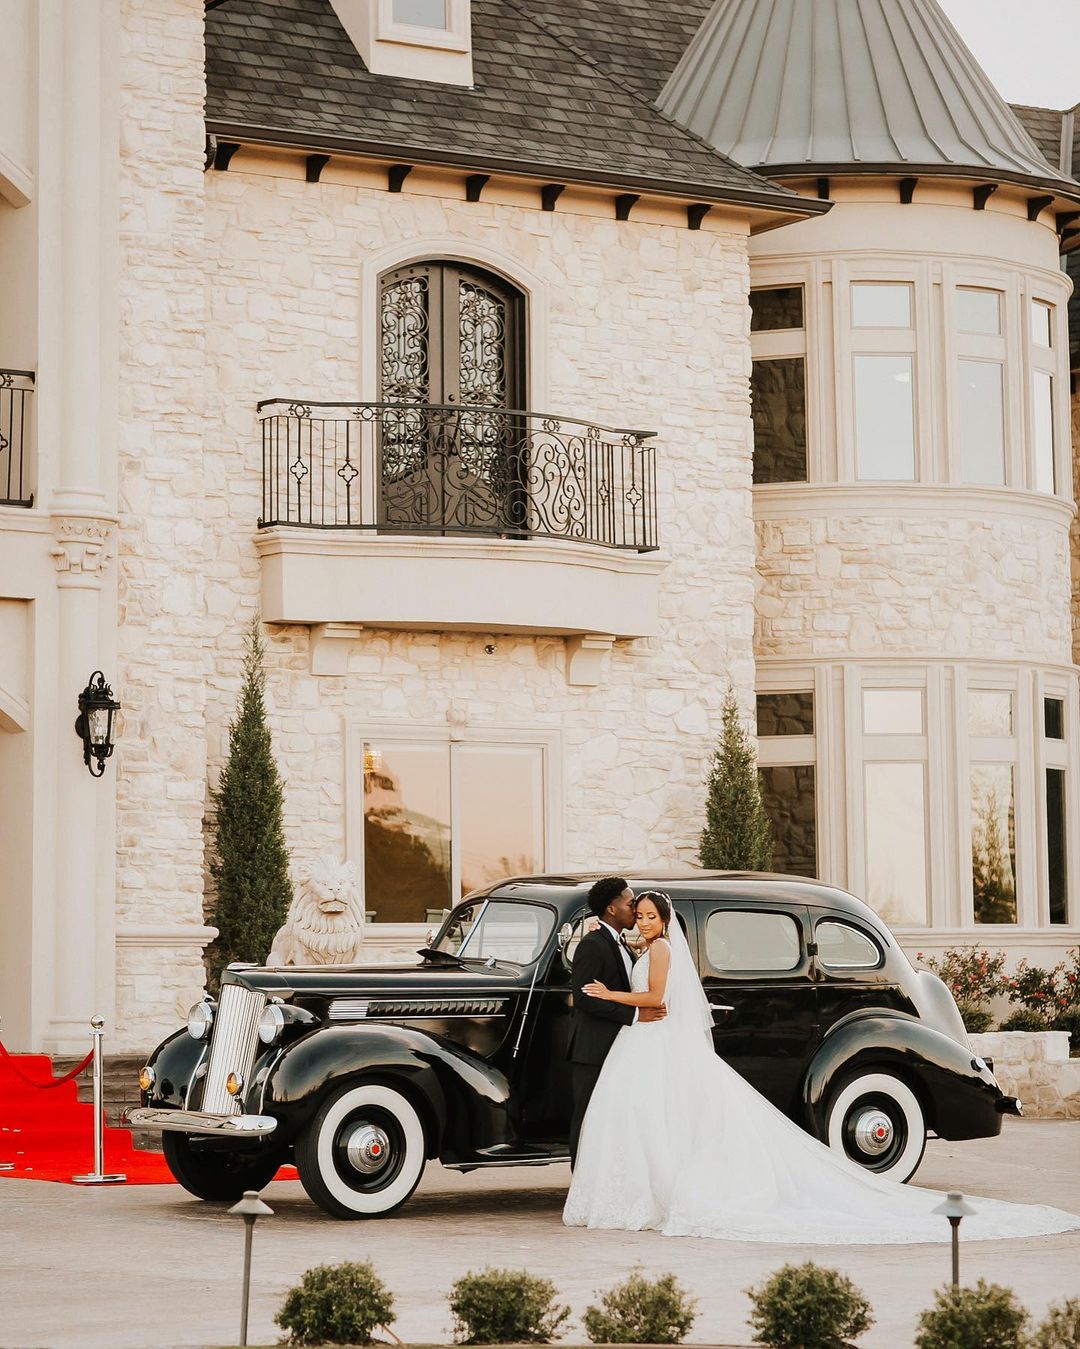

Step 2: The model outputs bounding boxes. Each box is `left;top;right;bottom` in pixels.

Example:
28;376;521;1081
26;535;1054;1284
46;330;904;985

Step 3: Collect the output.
826;1071;926;1183
296;1081;427;1218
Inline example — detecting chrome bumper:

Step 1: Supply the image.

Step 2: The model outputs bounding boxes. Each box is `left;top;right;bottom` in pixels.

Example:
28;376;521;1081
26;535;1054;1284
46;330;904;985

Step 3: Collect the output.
124;1107;278;1136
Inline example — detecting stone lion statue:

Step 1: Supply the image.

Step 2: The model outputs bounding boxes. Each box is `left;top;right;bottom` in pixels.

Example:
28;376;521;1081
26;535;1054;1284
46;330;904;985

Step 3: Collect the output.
268;856;366;966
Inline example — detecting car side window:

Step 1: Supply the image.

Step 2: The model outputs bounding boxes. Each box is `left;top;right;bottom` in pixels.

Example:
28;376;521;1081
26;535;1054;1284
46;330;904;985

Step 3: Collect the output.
705;909;801;973
816;918;883;970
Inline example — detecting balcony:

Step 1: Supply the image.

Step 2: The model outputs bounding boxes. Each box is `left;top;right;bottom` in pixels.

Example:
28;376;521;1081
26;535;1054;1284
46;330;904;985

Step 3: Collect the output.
255;401;666;663
0;370;34;507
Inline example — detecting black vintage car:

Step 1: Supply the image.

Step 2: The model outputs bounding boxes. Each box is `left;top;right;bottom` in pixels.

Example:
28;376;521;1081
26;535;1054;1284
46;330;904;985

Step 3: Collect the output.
129;873;1020;1219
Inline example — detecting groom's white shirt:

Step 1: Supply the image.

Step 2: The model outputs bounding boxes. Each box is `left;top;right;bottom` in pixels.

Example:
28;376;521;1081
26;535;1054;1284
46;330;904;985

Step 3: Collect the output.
596;919;637;1023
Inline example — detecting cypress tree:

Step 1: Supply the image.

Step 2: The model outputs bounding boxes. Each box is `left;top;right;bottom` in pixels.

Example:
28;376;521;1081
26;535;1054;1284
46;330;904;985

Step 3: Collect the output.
699;687;774;871
206;617;291;988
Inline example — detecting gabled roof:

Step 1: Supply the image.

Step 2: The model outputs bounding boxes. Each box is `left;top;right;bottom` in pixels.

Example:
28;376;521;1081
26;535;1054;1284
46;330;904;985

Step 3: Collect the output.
203;0;821;215
655;0;1080;197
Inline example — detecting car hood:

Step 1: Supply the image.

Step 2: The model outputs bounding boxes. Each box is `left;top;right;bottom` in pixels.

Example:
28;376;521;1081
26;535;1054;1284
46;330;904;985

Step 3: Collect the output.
222;958;529;1000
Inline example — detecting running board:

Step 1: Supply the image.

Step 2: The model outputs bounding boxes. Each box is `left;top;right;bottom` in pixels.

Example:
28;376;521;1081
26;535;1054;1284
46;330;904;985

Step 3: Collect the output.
444;1154;569;1172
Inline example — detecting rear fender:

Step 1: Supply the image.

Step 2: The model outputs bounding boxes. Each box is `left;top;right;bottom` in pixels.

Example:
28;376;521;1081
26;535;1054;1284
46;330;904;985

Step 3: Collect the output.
804;1014;1005;1141
263;1024;513;1160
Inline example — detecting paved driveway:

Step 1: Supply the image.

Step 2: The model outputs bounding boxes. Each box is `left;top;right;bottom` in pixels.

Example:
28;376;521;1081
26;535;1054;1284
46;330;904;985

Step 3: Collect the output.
2;1119;1078;1349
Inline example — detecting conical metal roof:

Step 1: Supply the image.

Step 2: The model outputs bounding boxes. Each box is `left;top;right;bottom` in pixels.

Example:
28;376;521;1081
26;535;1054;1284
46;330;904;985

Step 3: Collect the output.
657;0;1078;193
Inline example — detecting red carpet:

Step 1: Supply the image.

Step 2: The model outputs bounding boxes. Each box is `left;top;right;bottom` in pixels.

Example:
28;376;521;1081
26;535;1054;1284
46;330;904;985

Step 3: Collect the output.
0;1051;176;1183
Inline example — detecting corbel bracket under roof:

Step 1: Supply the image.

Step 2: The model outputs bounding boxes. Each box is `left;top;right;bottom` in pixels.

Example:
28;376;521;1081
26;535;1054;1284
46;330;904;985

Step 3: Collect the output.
1027;195;1054;222
306;154;331;183
899;177;918;204
387;164;413;193
465;173;490;202
541;183;565;212
687;203;711;230
972;183;997;210
614;193;640;221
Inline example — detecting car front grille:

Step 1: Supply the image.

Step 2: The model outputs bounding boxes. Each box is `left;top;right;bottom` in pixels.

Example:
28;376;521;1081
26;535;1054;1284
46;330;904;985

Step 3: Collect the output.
202;983;266;1114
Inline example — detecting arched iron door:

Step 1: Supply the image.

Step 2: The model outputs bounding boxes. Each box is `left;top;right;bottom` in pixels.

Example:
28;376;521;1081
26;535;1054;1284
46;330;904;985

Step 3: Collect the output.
378;261;527;535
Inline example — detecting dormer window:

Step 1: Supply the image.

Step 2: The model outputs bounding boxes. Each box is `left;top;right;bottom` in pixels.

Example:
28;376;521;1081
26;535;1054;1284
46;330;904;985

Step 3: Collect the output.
331;0;473;86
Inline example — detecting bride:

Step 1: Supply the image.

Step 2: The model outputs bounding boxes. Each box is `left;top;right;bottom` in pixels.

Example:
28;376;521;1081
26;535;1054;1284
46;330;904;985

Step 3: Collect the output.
563;890;1080;1244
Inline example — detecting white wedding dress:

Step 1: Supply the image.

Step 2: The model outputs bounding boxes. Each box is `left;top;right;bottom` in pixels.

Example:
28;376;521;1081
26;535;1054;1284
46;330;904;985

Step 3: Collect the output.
563;925;1080;1244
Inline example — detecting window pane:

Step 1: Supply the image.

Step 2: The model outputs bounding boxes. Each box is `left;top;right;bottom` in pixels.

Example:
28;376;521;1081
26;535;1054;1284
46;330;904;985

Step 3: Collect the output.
451;900;554;964
1033;370;1055;493
457;744;544;898
854;355;915;480
958;360;1005;485
864;762;928;924
1047;768;1068;924
393;0;447;25
956;288;1001;335
863;689;923;735
706;909;801;972
364;743;451;922
968;690;1012;737
759;765;817;877
751;358;807;483
971;764;1017;923
1031;300;1052;347
816;920;882;969
852;282;912;328
750;286;804;332
1044;697;1065;740
757;691;814;736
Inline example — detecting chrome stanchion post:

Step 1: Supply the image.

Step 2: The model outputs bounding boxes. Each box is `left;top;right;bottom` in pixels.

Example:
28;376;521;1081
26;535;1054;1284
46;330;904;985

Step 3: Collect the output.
72;1015;126;1184
229;1190;274;1347
0;1015;13;1170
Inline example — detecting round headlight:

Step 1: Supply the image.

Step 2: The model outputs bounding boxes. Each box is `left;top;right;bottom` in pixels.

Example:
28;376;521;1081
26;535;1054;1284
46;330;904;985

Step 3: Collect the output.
138;1065;155;1093
186;1001;214;1040
258;1003;286;1045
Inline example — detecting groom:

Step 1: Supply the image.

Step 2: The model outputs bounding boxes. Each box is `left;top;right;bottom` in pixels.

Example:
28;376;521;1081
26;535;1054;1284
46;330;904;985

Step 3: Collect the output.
567;876;666;1166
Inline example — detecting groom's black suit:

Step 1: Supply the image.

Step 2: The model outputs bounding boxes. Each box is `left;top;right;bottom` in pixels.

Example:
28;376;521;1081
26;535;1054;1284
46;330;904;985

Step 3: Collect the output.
567;925;635;1167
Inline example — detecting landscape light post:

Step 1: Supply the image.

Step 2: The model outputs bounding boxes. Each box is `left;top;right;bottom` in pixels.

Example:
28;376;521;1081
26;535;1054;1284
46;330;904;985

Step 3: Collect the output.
229;1189;273;1346
932;1191;976;1287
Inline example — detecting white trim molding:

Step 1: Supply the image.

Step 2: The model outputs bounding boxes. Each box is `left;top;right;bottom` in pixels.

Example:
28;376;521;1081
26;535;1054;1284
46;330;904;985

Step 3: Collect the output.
753;481;1076;525
331;1;474;87
116;923;219;949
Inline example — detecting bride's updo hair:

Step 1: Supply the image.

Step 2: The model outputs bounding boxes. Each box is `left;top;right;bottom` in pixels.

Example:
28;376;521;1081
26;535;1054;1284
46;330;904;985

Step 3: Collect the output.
635;889;671;932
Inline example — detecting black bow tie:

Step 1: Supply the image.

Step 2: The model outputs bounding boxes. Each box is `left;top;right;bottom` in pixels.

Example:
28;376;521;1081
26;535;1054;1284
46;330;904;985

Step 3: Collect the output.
617;933;631;952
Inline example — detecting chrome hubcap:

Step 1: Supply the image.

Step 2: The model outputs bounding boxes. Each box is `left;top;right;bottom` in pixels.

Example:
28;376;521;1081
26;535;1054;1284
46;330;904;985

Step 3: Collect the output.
853;1109;894;1156
345;1123;391;1174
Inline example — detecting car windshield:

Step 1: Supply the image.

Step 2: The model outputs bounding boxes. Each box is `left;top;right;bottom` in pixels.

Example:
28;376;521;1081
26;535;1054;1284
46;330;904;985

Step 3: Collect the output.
435;899;555;965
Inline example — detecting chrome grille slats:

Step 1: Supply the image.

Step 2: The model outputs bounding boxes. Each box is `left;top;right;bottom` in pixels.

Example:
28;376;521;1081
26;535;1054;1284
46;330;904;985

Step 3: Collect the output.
328;996;507;1021
202;983;265;1114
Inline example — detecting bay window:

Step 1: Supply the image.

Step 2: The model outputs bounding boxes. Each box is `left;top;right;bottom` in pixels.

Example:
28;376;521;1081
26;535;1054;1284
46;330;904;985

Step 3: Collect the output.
750;286;807;484
850;282;917;481
756;689;817;878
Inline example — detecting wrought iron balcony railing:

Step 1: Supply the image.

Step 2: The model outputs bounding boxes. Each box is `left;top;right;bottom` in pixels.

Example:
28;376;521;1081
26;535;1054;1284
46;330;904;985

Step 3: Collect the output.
258;400;659;552
0;370;34;507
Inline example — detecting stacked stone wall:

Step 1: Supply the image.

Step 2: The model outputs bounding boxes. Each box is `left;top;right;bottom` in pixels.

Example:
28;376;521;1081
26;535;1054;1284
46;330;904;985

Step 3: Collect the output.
115;0;212;1045
198;175;757;892
755;508;1073;662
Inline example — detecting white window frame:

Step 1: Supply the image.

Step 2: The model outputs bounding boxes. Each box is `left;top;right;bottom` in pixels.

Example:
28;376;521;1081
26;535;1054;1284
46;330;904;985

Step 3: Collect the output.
1024;293;1067;496
756;670;820;879
949;280;1010;487
749;278;811;485
378;0;470;49
345;719;563;920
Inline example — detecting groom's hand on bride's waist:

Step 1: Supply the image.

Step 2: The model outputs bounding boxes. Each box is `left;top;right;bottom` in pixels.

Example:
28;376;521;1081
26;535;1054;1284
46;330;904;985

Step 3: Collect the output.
638;1007;666;1023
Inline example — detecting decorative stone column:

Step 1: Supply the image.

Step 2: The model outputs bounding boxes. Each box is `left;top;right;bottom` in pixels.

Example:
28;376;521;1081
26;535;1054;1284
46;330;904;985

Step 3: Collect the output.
40;0;121;1053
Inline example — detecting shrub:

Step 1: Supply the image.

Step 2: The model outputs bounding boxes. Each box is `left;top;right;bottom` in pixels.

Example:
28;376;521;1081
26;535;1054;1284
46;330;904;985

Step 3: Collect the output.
449;1269;570;1345
1053;1004;1080;1054
699;686;773;871
917;948;1008;1009
206;616;291;990
746;1262;873;1349
958;1003;994;1034
1004;959;1075;1023
584;1270;697;1345
999;1007;1052;1033
1030;1295;1080;1348
276;1261;395;1346
914;1280;1028;1349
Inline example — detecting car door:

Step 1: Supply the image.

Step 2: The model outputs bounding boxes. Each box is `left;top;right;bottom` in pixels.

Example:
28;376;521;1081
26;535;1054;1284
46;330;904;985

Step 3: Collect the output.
694;899;819;1115
811;913;916;1032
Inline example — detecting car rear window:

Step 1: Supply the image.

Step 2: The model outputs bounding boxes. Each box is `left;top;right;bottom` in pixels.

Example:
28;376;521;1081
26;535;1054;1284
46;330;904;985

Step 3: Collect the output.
816;919;883;970
705;909;801;973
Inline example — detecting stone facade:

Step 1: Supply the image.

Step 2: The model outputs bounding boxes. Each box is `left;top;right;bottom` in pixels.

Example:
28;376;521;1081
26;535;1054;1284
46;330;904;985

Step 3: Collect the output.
970;1031;1080;1119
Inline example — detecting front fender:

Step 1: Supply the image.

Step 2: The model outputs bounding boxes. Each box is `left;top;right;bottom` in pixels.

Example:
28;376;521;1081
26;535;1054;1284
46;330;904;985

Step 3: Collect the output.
262;1024;513;1162
804;1014;1005;1142
143;1029;207;1109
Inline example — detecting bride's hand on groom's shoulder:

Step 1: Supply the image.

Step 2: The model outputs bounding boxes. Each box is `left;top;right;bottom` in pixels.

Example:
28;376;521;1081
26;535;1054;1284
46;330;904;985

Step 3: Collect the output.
583;980;610;1000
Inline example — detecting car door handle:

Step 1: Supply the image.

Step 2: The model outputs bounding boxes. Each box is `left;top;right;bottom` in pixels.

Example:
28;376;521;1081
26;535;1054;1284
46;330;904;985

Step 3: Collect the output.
709;1002;735;1012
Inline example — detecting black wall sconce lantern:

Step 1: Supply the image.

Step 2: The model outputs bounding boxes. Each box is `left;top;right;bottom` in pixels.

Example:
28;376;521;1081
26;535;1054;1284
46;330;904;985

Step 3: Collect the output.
75;672;121;777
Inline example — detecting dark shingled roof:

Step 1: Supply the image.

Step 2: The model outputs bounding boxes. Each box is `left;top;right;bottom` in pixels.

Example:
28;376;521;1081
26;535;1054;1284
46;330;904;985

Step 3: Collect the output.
1012;104;1070;172
204;0;814;212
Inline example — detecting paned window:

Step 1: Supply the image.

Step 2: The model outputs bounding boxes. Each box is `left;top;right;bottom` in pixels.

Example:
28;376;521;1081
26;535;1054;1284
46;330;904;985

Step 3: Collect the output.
969;685;1018;924
392;0;448;26
362;737;546;922
1043;688;1069;925
860;685;929;925
958;360;1005;485
854;356;915;480
852;282;912;328
1045;698;1065;740
816;920;883;969
1029;300;1057;494
757;687;816;877
750;286;807;483
956;287;1002;335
